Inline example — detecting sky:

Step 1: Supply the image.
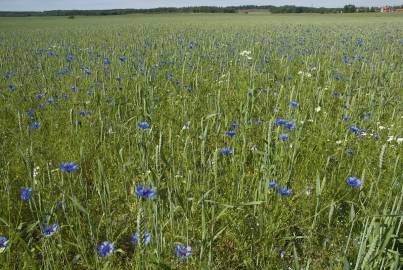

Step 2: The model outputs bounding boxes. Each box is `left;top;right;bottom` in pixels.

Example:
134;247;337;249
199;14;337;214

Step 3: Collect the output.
0;0;401;11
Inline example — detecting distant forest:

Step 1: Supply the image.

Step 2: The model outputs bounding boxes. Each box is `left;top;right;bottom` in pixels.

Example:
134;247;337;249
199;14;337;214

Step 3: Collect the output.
0;5;402;17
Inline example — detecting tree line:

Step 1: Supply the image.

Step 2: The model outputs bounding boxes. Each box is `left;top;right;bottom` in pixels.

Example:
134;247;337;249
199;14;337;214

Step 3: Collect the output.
0;5;402;17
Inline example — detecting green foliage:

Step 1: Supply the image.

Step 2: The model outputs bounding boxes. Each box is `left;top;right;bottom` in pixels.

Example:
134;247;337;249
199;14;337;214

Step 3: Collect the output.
0;13;402;269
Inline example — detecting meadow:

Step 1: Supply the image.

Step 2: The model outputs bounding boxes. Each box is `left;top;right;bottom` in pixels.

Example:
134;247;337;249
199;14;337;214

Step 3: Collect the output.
0;13;402;269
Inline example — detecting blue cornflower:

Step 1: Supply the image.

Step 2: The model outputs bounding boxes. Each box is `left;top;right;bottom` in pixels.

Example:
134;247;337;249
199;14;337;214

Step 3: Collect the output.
279;133;289;141
284;121;296;130
4;72;14;79
66;54;74;62
279;187;292;196
0;236;9;251
225;130;236;137
30;122;41;129
176;244;192;259
356;39;364;46
275;119;288;126
79;111;86;116
97;241;114;257
60;162;79;173
290;101;299;108
221;147;234;155
20;187;32;202
103;58;112;65
231;122;239;129
349;126;367;135
132;231;151;246
135;184;157;200
346;176;361;188
27;110;35;118
42;224;59;237
268;181;278;188
35;93;44;99
7;84;16;91
343;114;351;121
47;98;54;104
138;121;150;129
346;149;354;156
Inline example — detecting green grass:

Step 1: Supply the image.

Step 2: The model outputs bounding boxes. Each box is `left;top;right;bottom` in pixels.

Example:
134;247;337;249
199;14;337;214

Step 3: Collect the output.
0;13;402;269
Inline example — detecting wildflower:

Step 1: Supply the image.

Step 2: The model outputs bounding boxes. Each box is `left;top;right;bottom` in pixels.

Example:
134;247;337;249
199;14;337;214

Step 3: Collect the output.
103;58;112;65
290;101;299;108
8;84;16;91
47;98;54;104
231;122;239;129
397;138;403;144
20;187;32;202
33;166;40;178
176;244;192;259
27;110;35;118
71;86;79;91
221;147;234;155
284;121;296;130
268;181;278;188
279;133;289;141
343;114;351;121
182;121;191;130
275;119;288;126
349;126;367;135
66;54;74;62
135;184;157;200
35;93;44;99
138;122;150;129
279;187;292;196
42;224;59;237
346;176;361;188
132;231;151;246
346;149;354;156
30;122;41;129
315;106;321;112
0;236;8;252
225;130;236;137
4;72;14;79
97;241;114;257
60;162;79;173
240;50;251;56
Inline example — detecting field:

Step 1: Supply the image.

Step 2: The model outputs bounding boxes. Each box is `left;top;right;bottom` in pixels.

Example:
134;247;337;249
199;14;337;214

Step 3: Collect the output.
0;13;402;269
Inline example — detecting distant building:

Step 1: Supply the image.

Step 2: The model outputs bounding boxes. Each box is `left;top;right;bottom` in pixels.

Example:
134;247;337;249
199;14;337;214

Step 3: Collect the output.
380;6;393;13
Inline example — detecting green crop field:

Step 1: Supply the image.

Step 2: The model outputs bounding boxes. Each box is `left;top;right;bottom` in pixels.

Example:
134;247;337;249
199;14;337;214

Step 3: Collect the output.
0;13;402;269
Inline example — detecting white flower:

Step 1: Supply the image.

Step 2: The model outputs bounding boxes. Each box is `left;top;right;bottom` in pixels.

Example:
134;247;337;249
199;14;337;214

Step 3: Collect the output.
378;126;386;130
387;136;395;142
306;73;312;78
240;50;251;56
336;140;343;144
397;138;403;144
33;166;40;178
298;71;303;75
315;106;321;112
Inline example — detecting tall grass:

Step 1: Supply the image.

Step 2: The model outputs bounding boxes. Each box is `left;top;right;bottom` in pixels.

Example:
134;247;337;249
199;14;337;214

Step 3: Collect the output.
0;13;402;269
